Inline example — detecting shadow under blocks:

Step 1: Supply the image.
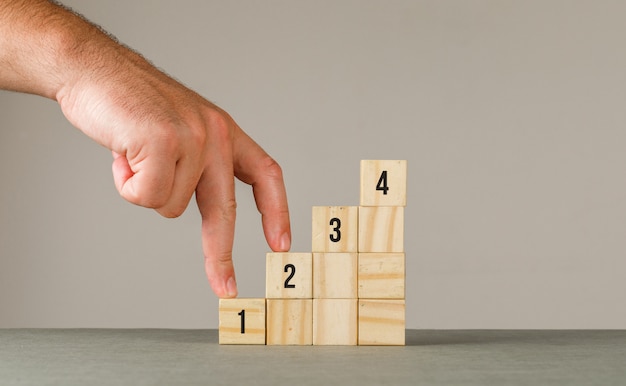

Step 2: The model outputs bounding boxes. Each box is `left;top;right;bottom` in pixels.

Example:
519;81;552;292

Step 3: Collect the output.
219;160;407;345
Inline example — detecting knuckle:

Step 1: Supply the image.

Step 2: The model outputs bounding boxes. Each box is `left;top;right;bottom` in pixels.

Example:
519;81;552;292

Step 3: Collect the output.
220;198;237;221
260;155;284;181
205;109;233;142
157;204;186;219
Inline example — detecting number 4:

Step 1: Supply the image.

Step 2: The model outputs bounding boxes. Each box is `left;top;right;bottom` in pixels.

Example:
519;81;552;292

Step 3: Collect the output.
376;170;389;195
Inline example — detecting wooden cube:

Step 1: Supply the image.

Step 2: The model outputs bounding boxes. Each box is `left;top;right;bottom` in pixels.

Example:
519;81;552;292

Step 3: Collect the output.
358;253;405;299
219;298;266;345
360;160;407;207
266;299;313;345
358;299;405;346
313;253;358;299
313;299;357;345
266;253;312;299
312;206;358;252
358;206;404;252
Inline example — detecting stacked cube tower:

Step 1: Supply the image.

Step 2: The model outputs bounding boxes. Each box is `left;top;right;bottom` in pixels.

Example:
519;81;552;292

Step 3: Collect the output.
219;160;407;345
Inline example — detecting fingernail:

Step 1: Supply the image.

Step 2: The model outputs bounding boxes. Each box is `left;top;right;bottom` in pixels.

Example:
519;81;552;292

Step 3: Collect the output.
279;232;291;251
226;276;238;298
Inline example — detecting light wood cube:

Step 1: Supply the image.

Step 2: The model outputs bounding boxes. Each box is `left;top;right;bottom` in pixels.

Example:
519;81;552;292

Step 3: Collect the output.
266;252;312;299
266;299;313;345
360;160;407;207
358;299;405;346
358;206;404;252
313;299;357;345
358;253;405;299
312;206;358;252
313;253;358;299
219;298;266;345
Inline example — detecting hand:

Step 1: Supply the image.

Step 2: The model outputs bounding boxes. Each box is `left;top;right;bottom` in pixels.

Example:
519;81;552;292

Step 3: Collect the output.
57;47;291;298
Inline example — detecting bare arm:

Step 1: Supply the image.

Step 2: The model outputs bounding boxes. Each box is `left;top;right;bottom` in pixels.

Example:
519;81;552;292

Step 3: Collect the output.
0;0;291;298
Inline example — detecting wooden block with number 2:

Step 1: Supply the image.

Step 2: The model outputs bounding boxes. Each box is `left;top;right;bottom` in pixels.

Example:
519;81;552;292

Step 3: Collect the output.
266;252;313;299
360;160;407;207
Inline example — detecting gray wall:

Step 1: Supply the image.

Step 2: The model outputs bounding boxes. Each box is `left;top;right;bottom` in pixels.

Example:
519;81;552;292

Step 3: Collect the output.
1;0;626;329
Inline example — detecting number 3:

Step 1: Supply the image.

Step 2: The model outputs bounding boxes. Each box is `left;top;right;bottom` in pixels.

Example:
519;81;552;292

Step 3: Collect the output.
329;217;341;242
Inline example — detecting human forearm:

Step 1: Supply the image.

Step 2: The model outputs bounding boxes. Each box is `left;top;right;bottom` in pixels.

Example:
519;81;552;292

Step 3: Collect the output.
0;0;126;100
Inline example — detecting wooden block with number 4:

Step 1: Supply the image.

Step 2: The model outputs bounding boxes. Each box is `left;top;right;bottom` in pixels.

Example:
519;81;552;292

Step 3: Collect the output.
219;298;266;345
266;252;312;299
360;160;407;207
312;206;358;252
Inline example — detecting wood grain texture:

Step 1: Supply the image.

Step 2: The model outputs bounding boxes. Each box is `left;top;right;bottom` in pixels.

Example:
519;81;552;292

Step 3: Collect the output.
266;252;312;299
358;206;404;252
219;298;266;345
358;253;405;299
358;299;405;346
312;206;358;252
360;160;407;207
313;299;357;345
266;299;313;345
313;253;358;299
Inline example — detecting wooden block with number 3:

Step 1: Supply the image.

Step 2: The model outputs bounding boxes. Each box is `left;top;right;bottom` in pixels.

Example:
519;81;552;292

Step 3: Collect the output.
312;206;358;252
219;298;266;345
360;160;407;207
266;252;313;299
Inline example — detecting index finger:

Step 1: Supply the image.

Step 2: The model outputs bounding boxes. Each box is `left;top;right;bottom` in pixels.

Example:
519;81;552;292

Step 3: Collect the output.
233;128;291;252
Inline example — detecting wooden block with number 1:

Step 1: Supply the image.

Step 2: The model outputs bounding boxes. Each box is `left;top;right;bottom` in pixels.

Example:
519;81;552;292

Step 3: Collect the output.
360;160;407;207
219;298;266;345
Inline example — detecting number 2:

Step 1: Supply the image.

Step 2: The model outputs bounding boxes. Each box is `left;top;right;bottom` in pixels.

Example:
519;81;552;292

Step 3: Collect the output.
329;217;341;242
376;170;389;195
284;264;296;288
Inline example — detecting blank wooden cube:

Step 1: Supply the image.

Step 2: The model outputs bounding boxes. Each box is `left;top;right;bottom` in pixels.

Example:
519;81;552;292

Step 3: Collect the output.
266;252;312;299
313;253;357;299
219;298;266;345
312;206;358;252
360;160;407;207
358;299;405;346
358;253;405;299
313;299;357;345
358;206;404;252
266;299;313;345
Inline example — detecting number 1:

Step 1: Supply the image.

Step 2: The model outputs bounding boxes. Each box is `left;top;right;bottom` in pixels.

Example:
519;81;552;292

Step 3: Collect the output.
238;309;245;334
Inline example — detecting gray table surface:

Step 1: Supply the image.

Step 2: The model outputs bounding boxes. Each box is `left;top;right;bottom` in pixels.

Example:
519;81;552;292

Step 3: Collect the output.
1;329;625;385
